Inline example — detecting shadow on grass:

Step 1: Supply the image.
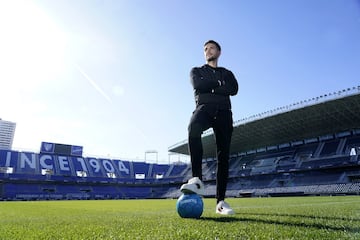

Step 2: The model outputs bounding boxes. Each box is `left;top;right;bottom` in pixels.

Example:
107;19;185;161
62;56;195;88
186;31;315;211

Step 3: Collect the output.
240;212;360;222
201;216;239;223
201;214;360;233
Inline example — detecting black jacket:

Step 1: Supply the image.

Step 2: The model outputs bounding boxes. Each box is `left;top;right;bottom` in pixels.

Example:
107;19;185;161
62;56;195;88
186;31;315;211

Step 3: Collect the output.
190;64;238;109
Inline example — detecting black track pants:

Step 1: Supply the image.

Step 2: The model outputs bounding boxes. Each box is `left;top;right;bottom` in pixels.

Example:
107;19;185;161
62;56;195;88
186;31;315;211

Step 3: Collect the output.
188;105;233;202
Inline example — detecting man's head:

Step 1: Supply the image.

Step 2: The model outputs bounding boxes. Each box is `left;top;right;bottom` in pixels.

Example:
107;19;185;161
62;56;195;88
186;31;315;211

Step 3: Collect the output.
204;40;221;63
204;40;221;51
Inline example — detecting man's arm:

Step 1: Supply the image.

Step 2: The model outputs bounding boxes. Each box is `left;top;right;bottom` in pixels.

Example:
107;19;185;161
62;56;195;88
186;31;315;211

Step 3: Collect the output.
213;69;238;96
190;67;220;93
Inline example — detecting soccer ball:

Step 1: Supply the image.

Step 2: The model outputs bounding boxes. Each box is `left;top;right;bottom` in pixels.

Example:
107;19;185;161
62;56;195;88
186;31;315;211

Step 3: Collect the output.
176;193;204;219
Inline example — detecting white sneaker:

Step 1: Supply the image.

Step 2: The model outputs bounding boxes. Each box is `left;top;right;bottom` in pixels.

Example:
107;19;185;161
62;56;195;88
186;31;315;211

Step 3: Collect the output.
216;201;235;215
180;177;205;195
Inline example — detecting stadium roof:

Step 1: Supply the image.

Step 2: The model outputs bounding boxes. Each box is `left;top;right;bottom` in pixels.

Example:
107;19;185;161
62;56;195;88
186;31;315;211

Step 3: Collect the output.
168;87;360;158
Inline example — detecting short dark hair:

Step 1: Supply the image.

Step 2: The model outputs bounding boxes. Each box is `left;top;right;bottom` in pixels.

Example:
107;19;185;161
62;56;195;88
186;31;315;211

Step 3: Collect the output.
204;40;221;51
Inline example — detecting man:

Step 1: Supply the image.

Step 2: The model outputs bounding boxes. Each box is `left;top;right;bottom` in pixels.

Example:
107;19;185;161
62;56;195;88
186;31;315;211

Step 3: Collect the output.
181;40;239;215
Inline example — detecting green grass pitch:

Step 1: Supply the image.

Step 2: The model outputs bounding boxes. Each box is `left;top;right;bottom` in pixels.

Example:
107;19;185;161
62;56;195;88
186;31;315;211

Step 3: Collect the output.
0;196;359;239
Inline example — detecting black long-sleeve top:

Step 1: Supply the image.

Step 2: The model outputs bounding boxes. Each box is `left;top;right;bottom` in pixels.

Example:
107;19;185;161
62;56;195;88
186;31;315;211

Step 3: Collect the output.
190;64;238;109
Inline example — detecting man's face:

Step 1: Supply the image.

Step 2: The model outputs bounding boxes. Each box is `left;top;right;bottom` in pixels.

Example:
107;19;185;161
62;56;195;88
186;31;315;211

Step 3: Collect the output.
204;43;221;62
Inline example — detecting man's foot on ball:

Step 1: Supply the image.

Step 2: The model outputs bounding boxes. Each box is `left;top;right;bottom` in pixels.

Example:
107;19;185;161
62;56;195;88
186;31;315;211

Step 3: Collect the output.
180;177;205;195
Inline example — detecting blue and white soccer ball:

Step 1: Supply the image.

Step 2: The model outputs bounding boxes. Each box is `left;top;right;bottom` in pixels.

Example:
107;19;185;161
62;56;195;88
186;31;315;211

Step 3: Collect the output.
176;193;204;219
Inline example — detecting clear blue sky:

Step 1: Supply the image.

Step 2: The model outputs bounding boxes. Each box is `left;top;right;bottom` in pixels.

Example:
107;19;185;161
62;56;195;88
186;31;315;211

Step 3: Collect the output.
1;0;359;162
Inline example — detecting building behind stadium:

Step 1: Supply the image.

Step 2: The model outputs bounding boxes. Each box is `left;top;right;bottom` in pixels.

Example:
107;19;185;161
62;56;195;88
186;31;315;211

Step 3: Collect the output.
0;118;16;150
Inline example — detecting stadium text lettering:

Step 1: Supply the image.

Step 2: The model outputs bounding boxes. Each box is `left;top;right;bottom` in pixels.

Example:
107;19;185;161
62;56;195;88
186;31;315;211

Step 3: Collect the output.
0;151;130;177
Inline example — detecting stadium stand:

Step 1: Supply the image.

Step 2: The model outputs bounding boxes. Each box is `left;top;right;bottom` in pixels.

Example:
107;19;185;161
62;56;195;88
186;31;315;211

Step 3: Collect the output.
1;131;360;200
1;87;360;200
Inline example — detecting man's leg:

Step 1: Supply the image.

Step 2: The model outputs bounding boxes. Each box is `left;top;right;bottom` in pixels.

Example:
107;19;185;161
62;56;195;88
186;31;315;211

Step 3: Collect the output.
213;110;233;202
188;107;211;179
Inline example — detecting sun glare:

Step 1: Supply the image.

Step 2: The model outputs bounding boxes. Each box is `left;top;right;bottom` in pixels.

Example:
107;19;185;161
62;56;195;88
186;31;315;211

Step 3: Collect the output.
0;1;67;90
